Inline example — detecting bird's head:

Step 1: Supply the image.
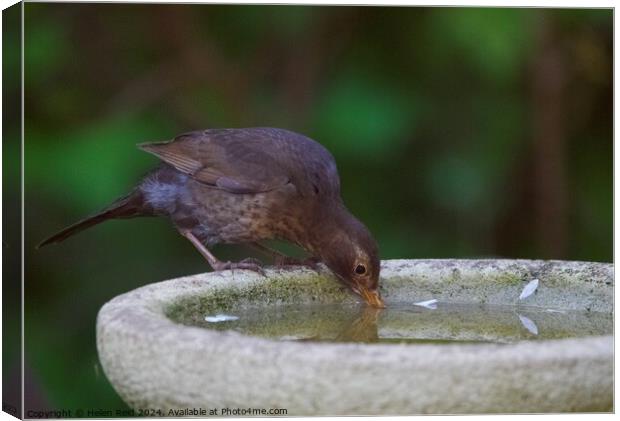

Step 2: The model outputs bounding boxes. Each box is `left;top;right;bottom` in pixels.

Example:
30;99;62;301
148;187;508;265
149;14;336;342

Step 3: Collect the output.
316;214;385;308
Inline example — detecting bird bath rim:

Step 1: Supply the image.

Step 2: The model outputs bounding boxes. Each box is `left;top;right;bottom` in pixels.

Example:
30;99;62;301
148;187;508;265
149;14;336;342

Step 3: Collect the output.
96;259;613;414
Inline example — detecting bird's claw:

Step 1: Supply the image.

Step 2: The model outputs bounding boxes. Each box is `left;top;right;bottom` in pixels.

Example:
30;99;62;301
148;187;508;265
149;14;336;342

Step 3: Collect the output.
213;258;266;276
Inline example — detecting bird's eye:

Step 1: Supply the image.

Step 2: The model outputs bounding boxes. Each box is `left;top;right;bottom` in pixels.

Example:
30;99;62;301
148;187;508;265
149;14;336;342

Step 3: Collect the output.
355;264;366;275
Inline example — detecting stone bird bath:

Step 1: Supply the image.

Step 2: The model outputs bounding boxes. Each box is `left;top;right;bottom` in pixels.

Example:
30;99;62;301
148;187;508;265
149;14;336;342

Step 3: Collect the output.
96;259;613;414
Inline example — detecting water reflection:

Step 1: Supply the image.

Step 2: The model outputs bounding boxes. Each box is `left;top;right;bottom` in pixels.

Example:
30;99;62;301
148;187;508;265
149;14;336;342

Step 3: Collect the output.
172;302;612;345
335;306;382;343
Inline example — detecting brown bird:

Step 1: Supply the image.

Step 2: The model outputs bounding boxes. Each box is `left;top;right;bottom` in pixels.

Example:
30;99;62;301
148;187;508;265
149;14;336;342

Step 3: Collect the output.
39;128;384;308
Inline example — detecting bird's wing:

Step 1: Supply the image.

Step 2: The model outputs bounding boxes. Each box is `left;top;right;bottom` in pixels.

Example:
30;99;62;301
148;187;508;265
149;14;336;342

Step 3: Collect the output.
138;128;303;194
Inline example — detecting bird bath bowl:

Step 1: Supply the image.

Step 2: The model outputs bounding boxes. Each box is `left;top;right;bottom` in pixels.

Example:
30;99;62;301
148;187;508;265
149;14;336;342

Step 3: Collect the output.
96;259;613;415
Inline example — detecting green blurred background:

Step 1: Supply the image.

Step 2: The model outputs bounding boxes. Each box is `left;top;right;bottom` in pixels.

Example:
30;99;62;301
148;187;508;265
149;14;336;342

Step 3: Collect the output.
8;3;613;414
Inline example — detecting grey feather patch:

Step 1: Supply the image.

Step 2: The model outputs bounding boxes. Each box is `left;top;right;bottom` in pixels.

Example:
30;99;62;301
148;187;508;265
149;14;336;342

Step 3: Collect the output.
141;178;180;214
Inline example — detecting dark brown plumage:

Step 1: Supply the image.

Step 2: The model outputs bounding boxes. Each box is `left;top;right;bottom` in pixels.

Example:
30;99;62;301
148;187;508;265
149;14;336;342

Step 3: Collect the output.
39;128;384;308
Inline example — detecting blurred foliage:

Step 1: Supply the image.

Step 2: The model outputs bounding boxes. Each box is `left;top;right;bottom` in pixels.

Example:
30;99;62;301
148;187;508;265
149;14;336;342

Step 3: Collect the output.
16;4;611;414
3;3;23;415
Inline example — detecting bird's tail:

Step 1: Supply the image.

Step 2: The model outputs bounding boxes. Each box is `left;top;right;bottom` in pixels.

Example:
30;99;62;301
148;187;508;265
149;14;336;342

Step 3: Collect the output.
37;190;146;249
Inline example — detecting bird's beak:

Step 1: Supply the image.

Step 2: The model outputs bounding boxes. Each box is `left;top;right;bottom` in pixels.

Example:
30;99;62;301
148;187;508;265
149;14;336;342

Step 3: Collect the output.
357;285;386;309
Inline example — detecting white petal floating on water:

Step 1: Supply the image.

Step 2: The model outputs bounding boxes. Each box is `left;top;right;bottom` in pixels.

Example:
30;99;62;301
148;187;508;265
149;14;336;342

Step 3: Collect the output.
414;299;438;310
545;309;566;314
279;335;318;342
204;314;239;323
519;278;539;300
518;314;538;335
279;335;302;341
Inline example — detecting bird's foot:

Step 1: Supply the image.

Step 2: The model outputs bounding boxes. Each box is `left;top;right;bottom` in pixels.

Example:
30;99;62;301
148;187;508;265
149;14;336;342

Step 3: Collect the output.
214;258;265;276
275;256;321;271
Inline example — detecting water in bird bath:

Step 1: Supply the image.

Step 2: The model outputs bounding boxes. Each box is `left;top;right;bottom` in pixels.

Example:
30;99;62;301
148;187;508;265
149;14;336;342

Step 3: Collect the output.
169;302;612;344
